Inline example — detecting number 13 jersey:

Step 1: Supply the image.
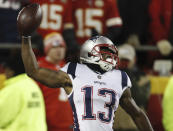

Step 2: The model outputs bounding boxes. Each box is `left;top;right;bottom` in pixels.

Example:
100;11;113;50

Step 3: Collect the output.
61;63;132;131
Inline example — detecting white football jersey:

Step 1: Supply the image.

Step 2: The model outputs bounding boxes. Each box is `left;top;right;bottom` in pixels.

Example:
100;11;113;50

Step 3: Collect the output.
61;62;132;131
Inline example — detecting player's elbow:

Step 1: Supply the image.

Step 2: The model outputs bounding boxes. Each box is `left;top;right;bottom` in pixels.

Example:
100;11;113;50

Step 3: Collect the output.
26;71;34;78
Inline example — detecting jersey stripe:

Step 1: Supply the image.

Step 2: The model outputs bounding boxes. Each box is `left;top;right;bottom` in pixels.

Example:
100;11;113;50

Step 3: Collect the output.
121;71;127;90
106;17;122;27
67;62;77;79
68;92;80;131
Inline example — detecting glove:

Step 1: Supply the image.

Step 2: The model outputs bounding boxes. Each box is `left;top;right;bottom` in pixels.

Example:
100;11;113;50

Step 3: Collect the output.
157;39;172;56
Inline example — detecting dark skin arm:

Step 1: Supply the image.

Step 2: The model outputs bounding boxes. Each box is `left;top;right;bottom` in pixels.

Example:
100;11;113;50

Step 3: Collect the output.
120;88;154;131
21;36;72;94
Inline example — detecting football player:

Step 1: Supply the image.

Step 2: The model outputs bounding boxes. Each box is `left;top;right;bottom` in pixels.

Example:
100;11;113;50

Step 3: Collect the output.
21;35;154;131
72;0;122;44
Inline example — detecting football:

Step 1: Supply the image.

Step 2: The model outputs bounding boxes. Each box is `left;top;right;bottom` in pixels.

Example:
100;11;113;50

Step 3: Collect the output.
17;3;42;36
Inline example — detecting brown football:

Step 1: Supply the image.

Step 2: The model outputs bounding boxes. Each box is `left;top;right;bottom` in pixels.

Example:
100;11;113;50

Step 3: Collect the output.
17;3;42;36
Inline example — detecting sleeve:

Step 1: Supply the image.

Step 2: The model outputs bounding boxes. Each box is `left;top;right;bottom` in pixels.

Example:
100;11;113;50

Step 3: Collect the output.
60;62;73;83
162;77;173;131
105;0;122;27
0;85;22;128
121;71;132;92
127;73;132;88
60;62;70;73
60;62;77;77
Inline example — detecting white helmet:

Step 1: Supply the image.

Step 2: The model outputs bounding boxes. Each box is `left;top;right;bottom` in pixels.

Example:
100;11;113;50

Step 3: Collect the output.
80;36;119;72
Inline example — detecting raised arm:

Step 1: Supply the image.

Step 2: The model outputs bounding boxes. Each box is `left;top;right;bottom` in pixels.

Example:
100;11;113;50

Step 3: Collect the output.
120;88;154;131
21;36;72;90
17;4;72;92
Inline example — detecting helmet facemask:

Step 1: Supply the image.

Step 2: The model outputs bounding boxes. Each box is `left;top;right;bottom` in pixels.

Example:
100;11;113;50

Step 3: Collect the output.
89;44;119;71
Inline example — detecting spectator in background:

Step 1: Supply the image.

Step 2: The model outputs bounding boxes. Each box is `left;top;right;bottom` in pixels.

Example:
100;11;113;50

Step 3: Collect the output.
37;32;73;131
114;44;150;131
72;0;122;45
162;76;173;131
148;0;173;57
117;0;150;47
0;52;47;131
30;0;79;56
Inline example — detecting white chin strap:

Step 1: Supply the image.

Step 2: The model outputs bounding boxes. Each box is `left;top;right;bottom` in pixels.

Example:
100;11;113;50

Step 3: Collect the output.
99;61;111;72
99;58;116;71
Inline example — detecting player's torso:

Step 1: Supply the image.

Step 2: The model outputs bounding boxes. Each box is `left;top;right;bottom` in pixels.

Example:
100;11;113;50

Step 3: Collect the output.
31;0;71;37
68;63;124;131
72;0;109;44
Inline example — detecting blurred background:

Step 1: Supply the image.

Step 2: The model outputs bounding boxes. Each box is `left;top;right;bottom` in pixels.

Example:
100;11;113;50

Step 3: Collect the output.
0;0;173;131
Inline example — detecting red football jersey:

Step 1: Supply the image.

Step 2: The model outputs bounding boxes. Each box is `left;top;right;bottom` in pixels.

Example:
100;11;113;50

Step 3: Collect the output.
72;0;122;44
149;0;172;43
37;57;73;131
30;0;73;37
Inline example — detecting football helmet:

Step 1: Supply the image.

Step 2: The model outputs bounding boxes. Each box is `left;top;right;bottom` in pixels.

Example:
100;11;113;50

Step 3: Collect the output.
80;36;119;72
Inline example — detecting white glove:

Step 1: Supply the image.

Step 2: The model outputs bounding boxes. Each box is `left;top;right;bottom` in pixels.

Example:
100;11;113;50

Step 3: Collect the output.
157;40;172;56
126;34;141;48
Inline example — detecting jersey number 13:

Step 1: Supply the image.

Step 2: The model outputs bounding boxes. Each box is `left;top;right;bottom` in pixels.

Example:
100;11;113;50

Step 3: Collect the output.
81;86;116;123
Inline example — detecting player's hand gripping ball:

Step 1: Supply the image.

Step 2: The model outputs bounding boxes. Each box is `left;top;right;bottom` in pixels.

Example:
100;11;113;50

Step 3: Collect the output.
17;3;42;36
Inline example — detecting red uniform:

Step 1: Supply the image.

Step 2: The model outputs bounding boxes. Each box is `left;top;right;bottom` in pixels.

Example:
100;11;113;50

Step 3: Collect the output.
30;0;73;37
37;57;73;131
149;0;173;43
72;0;122;44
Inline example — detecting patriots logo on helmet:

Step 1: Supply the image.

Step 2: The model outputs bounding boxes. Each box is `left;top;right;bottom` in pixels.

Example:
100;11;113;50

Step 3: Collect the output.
89;36;100;43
